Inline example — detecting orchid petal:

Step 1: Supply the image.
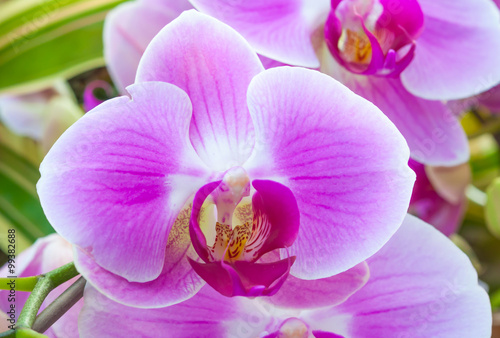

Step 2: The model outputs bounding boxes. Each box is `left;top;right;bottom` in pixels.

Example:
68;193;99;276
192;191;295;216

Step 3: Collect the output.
475;84;500;113
136;11;264;171
104;0;188;93
38;82;211;285
245;67;414;279
188;256;295;297
409;160;465;236
79;285;247;337
267;261;369;309
189;0;330;67
411;194;465;237
74;206;205;307
0;92;48;140
250;179;300;257
258;55;289;70
189;181;222;263
401;0;500;100
321;53;469;166
304;215;492;338
78;216;490;337
143;0;192;13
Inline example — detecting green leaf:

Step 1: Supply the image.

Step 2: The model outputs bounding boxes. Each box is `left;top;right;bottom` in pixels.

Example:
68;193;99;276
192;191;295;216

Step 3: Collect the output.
0;144;53;243
0;214;32;254
0;0;128;94
491;288;500;311
486;177;500;239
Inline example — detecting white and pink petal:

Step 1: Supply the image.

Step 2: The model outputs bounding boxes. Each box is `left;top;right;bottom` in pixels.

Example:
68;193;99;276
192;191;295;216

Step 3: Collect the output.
79;285;253;338
245;67;414;279
136;11;264;171
304;215;491;338
189;0;330;68
267;261;369;310
38;82;211;289
74;209;205;308
401;0;500;100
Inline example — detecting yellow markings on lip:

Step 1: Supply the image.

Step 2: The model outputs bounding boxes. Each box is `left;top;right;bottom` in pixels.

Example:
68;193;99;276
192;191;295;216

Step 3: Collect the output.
232;201;252;226
226;222;251;260
338;28;373;64
210;222;232;261
209;221;252;261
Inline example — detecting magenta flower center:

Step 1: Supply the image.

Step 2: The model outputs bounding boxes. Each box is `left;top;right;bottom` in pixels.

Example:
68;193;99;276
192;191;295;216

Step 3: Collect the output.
325;0;424;77
188;167;300;297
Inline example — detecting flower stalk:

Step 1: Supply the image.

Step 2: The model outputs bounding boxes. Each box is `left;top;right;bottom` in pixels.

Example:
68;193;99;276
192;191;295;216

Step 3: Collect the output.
32;276;86;333
15;262;79;330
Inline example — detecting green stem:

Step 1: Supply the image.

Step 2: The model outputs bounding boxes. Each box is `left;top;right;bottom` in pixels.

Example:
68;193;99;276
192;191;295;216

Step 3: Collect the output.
0;330;15;337
0;277;38;291
32;277;86;333
15;262;79;330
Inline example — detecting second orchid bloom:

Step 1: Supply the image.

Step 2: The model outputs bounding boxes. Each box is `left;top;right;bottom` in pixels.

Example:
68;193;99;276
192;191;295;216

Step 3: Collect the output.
191;0;500;166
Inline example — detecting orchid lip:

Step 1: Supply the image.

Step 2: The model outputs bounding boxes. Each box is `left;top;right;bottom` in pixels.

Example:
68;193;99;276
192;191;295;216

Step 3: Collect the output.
188;168;300;297
325;0;424;77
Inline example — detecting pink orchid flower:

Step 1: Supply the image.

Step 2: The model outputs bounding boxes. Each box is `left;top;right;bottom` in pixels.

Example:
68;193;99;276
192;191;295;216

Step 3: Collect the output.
189;0;500;166
79;215;492;337
38;11;414;307
0;235;81;338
